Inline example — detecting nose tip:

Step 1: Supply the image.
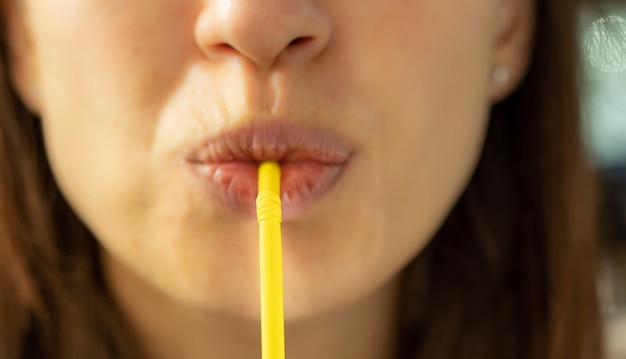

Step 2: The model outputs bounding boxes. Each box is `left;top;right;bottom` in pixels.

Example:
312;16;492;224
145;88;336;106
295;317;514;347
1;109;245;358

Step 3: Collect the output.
195;0;331;68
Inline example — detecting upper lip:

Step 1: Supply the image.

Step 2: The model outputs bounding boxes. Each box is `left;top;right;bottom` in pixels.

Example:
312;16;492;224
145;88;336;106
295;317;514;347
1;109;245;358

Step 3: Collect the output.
186;121;353;165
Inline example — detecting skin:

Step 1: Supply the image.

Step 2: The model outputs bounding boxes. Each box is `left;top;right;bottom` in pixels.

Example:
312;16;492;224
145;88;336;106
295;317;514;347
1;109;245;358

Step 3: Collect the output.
6;0;533;358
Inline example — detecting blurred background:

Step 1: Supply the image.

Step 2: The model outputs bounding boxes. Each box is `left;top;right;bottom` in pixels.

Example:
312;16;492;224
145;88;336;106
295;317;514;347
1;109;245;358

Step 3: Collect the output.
580;3;626;357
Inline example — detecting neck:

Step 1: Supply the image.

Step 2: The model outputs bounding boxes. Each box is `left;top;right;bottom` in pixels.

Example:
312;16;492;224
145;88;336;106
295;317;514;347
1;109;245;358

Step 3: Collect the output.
103;254;400;359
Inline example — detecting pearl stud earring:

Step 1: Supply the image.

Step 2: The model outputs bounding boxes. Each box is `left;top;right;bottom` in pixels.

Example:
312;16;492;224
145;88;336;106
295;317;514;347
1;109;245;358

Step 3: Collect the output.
492;65;510;86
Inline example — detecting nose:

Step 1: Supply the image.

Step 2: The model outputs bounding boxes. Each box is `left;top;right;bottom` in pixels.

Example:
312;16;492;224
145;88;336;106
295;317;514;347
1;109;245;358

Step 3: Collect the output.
195;0;331;68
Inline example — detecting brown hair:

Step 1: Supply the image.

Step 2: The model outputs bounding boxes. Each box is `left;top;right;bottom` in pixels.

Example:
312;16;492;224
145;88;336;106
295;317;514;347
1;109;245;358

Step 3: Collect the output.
0;0;603;357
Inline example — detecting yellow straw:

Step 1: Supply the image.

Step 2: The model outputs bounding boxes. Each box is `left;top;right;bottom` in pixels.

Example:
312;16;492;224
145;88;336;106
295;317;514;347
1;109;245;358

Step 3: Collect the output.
256;162;285;359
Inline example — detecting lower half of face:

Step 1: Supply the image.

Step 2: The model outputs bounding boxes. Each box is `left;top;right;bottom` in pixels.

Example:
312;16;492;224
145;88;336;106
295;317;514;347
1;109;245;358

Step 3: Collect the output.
24;0;494;320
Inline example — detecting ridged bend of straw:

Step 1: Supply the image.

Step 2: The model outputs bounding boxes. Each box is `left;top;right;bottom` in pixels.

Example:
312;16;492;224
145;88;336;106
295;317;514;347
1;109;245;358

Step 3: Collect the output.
256;191;282;224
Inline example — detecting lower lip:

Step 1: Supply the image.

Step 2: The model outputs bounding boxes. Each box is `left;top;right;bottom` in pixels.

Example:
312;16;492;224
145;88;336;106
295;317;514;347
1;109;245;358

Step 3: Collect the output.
188;161;346;220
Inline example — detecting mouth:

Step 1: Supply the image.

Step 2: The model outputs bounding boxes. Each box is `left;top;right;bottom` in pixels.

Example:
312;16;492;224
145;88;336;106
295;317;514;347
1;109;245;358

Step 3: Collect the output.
185;121;353;220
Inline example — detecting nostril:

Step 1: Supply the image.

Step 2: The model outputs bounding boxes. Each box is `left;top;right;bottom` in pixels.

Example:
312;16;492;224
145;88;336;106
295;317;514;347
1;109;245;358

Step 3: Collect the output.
288;36;313;48
215;43;236;53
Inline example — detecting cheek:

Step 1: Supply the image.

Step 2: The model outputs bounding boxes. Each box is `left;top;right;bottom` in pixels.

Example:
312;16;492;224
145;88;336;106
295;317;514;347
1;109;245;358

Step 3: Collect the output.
341;0;494;265
30;1;207;293
30;0;198;225
31;0;196;134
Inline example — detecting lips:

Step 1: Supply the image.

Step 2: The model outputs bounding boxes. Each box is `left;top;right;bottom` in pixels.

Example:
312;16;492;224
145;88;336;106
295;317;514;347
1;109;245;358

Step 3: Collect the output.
185;121;353;220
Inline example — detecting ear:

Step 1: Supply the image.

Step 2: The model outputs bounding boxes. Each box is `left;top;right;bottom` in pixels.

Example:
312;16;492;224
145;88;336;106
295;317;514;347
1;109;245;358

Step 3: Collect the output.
490;0;535;102
3;1;41;114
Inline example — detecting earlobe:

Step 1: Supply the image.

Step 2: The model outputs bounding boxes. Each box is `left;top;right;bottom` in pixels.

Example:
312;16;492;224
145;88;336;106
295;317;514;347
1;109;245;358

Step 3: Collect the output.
3;2;41;114
489;0;535;102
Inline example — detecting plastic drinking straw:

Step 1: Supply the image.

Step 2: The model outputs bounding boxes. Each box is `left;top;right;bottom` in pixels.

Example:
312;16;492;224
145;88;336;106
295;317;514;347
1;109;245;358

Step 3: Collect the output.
257;162;285;359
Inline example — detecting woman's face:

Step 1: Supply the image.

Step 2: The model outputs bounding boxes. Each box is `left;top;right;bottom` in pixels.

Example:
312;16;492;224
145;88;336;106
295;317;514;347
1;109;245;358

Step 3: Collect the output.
7;0;531;319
